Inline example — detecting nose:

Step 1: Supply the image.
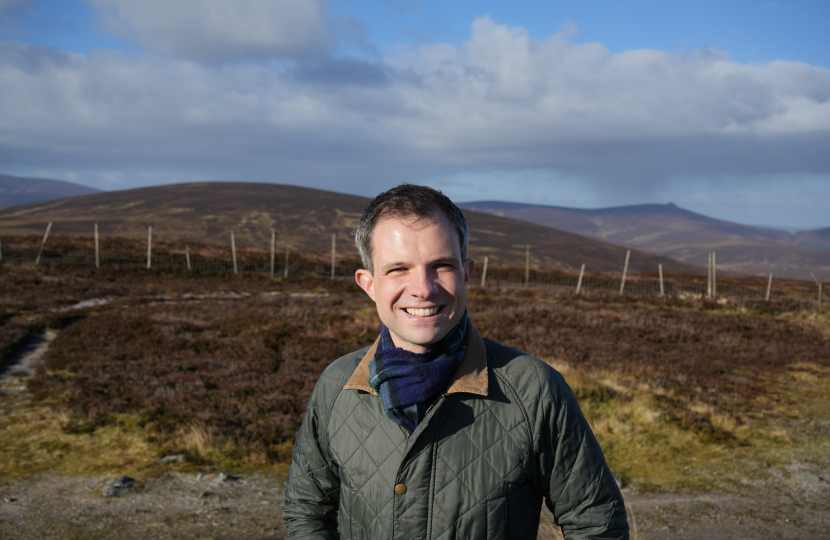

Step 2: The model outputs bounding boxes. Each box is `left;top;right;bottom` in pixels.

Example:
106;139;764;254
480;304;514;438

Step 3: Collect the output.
407;266;438;298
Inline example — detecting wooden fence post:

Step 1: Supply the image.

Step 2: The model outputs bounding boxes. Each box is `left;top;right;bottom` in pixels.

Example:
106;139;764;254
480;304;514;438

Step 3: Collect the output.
766;273;773;301
270;231;276;278
231;231;238;274
707;251;712;299
35;222;52;265
576;263;585;294
94;223;100;268
810;272;822;311
186;245;191;271
658;263;664;296
712;251;717;299
619;250;630;295
331;234;336;280
146;226;152;269
284;246;290;279
481;256;488;288
524;245;530;287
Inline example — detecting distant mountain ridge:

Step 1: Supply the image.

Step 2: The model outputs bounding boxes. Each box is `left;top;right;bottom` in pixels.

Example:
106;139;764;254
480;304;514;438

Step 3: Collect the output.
2;178;826;279
0;181;702;275
459;201;830;280
794;227;830;251
460;200;798;240
0;174;101;208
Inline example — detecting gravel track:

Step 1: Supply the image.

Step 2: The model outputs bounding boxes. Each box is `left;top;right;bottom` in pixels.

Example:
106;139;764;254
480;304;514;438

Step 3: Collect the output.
3;472;830;539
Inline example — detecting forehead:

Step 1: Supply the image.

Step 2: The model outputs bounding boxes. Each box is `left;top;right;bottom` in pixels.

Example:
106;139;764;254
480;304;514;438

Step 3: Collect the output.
371;212;460;252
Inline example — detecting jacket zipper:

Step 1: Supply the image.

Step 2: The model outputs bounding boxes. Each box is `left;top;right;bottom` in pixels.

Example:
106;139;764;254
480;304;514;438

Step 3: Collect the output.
400;393;449;438
425;393;448;417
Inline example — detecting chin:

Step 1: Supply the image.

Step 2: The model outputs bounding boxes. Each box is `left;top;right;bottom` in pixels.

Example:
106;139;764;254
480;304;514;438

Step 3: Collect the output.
419;329;451;346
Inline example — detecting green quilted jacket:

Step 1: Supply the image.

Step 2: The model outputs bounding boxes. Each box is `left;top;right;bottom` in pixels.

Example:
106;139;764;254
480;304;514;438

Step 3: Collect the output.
282;323;629;539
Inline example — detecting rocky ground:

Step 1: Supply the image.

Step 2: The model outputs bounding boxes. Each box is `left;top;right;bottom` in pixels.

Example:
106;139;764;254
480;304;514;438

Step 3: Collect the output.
2;469;830;539
0;470;287;540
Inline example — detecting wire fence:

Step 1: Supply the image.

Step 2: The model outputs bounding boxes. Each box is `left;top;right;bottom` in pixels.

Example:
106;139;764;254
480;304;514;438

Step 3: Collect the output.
1;233;826;310
475;265;815;304
0;233;366;279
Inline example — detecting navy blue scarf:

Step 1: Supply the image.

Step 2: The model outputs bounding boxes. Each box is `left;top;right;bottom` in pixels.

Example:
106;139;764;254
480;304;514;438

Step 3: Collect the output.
368;313;469;434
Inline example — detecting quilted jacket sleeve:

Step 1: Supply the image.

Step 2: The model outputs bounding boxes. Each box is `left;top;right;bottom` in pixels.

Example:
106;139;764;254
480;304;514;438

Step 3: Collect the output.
282;379;341;540
536;366;629;540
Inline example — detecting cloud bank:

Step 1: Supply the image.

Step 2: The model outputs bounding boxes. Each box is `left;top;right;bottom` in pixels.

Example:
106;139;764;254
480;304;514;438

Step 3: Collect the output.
88;0;336;61
0;12;828;205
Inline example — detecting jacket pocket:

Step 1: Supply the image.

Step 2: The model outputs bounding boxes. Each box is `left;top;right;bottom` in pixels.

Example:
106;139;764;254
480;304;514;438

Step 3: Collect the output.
486;495;508;539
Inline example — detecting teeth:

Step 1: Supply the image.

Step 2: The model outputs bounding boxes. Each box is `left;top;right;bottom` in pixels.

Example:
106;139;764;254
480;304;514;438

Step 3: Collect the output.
406;307;440;317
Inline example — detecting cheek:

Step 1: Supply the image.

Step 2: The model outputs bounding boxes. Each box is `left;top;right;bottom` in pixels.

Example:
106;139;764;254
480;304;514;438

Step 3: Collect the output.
376;280;403;305
441;276;465;296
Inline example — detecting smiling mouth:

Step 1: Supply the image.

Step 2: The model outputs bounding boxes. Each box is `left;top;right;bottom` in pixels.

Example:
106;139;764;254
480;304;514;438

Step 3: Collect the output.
404;306;442;317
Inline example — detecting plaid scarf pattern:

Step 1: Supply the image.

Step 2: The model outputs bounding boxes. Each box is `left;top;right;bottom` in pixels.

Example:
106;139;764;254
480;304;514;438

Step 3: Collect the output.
369;313;469;434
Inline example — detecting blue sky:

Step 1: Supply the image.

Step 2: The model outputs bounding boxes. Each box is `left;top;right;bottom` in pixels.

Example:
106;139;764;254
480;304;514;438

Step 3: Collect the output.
1;0;829;229
8;1;830;67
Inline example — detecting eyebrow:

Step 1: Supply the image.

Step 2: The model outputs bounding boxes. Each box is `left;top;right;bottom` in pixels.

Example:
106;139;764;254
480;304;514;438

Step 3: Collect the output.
379;257;459;273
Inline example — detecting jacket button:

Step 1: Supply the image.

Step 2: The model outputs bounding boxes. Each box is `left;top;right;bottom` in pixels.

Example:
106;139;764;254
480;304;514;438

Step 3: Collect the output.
394;483;407;495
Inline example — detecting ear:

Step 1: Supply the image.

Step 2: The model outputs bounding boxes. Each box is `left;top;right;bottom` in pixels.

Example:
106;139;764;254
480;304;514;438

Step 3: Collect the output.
355;269;377;301
463;258;475;286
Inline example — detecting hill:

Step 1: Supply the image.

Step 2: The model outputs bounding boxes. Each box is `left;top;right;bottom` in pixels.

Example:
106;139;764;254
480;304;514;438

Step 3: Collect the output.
794;227;830;251
0;182;701;274
460;201;830;280
0;174;100;208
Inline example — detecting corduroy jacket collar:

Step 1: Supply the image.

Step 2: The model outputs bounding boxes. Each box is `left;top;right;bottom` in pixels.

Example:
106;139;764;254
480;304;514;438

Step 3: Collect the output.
343;321;488;397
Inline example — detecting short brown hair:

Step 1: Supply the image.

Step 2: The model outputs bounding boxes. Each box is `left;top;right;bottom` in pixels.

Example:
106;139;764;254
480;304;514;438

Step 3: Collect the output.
354;184;469;271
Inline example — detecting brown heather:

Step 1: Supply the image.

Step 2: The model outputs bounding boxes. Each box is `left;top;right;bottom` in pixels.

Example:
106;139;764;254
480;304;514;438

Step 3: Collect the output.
24;286;378;464
2;260;830;493
470;290;830;414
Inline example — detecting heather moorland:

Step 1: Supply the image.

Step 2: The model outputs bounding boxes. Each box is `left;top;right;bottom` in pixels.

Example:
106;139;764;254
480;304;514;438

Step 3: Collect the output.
1;259;829;539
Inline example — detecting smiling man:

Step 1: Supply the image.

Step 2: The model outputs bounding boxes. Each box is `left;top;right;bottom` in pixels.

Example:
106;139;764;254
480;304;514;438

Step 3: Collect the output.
282;184;629;539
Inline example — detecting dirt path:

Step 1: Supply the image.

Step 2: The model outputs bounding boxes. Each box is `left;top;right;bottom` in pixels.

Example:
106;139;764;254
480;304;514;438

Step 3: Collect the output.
2;472;829;540
0;471;287;540
0;330;56;388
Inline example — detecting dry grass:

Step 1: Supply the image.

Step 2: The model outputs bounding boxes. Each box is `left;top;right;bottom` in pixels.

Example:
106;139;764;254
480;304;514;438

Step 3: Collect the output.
568;376;734;491
0;395;156;478
540;354;830;494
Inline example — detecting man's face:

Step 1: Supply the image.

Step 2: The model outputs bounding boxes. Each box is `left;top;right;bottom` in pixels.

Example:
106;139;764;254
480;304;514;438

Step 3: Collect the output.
355;212;474;354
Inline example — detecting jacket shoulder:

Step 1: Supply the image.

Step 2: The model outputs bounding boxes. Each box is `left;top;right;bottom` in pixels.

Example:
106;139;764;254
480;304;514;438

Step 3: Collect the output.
309;345;371;406
482;338;572;402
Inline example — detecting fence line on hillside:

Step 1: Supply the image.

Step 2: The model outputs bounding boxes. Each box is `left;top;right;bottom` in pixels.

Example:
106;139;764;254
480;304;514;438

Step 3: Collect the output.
1;242;353;278
0;231;826;309
467;265;825;306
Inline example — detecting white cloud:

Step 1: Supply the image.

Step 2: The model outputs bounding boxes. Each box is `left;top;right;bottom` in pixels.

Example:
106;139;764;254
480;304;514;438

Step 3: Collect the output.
0;16;828;209
87;0;334;61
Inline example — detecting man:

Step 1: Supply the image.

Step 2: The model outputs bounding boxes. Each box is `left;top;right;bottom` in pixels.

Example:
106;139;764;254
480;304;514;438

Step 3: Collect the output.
283;184;628;539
